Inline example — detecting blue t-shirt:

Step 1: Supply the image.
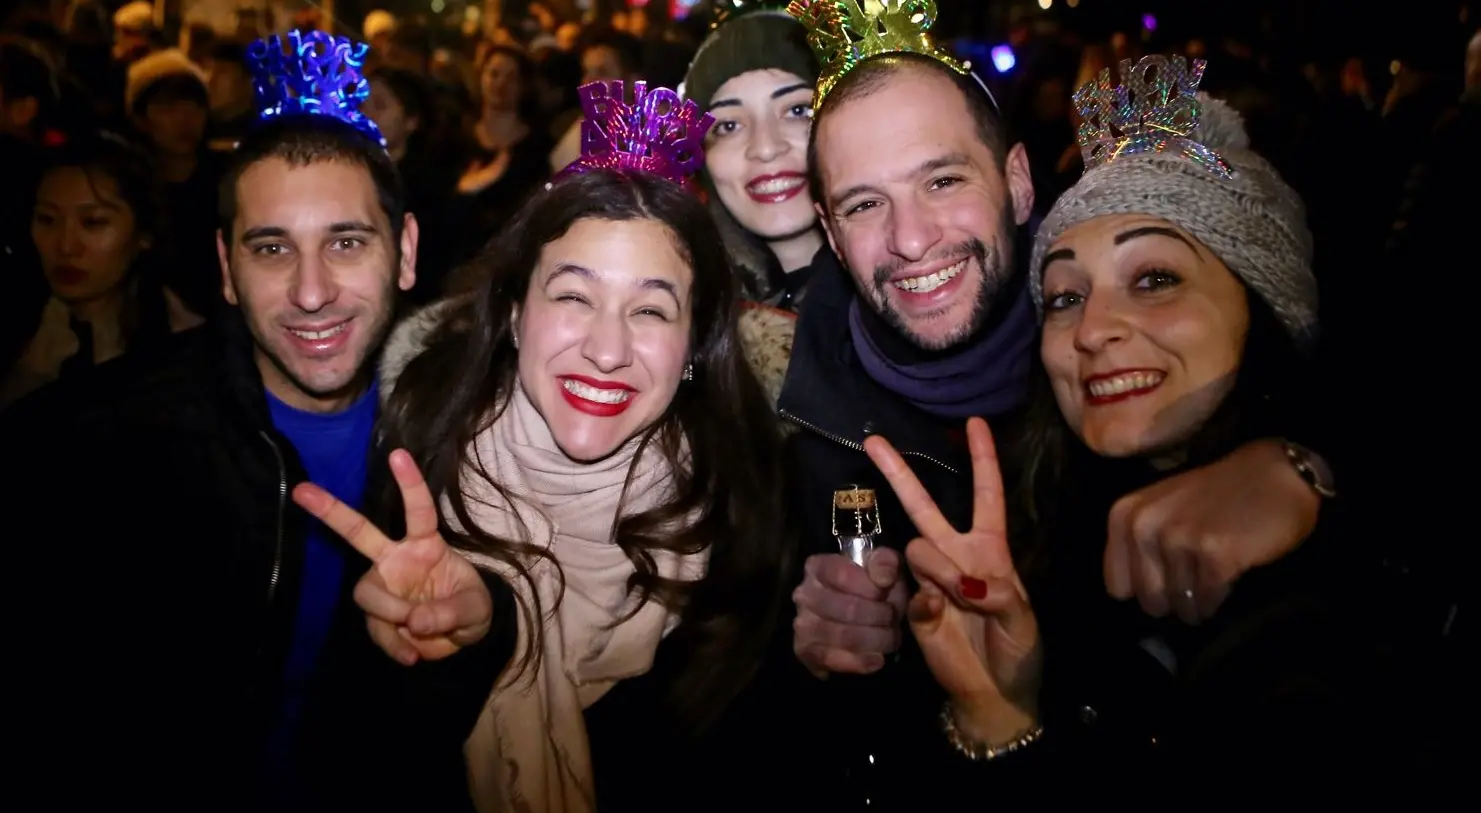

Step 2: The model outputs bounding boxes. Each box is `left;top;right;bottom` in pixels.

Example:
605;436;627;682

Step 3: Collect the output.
262;381;378;803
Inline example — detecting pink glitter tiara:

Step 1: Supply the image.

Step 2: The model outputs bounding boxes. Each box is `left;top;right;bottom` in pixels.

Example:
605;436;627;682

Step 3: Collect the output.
553;80;716;190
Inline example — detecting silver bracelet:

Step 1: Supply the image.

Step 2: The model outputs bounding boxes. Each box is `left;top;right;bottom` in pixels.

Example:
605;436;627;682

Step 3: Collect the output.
940;702;1044;761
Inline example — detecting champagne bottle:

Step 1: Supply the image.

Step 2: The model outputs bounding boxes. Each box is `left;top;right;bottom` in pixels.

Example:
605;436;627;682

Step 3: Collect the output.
831;485;892;809
832;485;882;566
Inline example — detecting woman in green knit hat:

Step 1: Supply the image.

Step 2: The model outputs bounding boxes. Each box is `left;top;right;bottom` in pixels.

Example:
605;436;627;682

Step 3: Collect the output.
682;0;823;312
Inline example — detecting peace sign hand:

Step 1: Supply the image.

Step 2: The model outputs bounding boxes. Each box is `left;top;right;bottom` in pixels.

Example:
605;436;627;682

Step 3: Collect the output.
292;449;493;666
864;418;1043;745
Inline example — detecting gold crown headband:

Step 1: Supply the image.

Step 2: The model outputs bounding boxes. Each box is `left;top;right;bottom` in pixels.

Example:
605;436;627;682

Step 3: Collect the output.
786;0;984;111
1072;54;1233;178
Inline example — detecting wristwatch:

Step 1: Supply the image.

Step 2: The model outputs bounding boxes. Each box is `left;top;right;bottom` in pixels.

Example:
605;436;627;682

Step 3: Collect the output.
1283;441;1337;499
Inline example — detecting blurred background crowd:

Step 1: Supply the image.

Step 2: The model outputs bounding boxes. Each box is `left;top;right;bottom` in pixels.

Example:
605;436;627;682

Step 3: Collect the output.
2;0;1473;350
1;0;1476;596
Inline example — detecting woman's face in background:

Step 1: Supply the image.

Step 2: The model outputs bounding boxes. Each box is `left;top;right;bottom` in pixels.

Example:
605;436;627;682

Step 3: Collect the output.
365;78;417;152
580;45;625;83
481;53;523;112
31;166;147;304
704;70;816;242
1039;214;1250;460
515;217;693;463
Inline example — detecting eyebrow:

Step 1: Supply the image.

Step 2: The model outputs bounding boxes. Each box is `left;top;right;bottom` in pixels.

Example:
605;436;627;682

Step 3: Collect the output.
1040;247;1074;273
548;262;683;306
828;152;972;212
709;82;813;111
239;221;377;242
1114;225;1201;256
1039;225;1205;274
240;225;287;242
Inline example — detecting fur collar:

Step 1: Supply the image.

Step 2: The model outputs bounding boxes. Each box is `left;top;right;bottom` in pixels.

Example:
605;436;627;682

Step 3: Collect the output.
378;299;458;407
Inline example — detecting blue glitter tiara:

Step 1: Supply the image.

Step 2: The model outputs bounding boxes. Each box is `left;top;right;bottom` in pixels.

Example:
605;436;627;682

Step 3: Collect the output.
246;30;385;148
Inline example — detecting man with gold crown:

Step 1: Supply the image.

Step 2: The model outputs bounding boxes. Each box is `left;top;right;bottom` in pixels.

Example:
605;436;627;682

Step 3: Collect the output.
4;30;513;812
776;1;1341;804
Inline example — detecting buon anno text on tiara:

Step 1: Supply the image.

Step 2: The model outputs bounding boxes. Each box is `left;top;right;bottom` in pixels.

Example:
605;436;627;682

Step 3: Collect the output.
576;80;716;181
246;29;384;146
1072;54;1232;178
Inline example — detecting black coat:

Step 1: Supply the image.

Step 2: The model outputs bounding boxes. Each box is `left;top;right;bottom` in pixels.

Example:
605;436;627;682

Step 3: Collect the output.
766;249;1401;803
3;317;516;811
773;250;1027;808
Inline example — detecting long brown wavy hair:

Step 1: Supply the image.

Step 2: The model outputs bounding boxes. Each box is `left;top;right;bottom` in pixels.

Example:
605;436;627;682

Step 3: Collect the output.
379;169;791;731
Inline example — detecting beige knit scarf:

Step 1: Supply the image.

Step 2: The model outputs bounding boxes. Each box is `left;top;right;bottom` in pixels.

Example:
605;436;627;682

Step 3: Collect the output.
454;385;707;813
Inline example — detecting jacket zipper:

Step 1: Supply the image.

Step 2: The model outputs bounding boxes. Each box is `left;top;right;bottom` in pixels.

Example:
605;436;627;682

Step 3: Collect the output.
779;408;960;475
259;430;286;607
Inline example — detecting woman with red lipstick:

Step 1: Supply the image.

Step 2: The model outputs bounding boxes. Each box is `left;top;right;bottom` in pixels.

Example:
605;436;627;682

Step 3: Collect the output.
682;2;823;311
370;86;795;808
2;130;199;409
861;90;1403;787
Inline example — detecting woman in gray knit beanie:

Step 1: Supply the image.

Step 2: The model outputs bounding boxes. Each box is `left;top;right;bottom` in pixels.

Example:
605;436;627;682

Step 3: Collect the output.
681;0;821;310
926;60;1382;778
1029;56;1319;466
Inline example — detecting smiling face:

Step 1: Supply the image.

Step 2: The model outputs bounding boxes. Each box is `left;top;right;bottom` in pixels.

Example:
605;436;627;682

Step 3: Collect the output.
515;217;693;463
1039;214;1251;459
815;63;1034;351
704;69;816;242
219;157;417;413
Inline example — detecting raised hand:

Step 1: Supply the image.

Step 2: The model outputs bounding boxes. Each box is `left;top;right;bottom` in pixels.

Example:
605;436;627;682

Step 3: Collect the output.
292;449;493;666
864;417;1042;744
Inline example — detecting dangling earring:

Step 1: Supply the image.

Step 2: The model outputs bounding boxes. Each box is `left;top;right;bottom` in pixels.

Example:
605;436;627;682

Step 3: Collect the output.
512;332;519;349
681;362;693;382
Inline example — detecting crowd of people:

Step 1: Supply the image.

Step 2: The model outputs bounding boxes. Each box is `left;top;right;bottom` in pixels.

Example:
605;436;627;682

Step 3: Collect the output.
1;0;1472;809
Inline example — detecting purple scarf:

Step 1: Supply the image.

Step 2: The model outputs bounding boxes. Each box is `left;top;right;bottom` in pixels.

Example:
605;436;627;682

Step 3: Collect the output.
848;285;1036;419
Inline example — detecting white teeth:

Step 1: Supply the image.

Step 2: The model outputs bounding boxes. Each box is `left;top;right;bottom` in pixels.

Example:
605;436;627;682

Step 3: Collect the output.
289;323;347;340
893;259;967;294
748;177;805;195
562;379;631;404
1087;372;1165;398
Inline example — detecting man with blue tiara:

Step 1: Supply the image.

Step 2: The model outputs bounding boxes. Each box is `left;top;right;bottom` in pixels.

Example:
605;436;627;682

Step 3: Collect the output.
5;30;515;813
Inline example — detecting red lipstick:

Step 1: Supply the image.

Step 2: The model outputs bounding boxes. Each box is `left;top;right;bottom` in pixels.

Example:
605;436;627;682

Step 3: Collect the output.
558;375;637;418
1083;368;1166;406
745;171;806;204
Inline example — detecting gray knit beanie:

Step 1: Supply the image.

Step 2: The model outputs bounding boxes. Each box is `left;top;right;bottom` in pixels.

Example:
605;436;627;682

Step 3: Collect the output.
679;9;818;110
1030;94;1318;351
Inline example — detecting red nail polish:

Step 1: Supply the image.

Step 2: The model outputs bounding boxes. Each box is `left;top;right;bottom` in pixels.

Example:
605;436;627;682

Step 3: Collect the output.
960;576;987;600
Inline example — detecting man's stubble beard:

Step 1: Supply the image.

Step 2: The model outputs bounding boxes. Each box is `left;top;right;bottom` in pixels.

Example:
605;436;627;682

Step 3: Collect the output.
866;205;1019;352
234;265;400;401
